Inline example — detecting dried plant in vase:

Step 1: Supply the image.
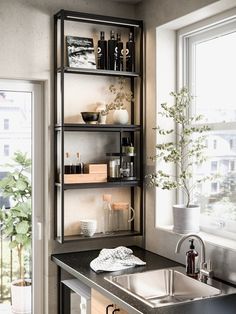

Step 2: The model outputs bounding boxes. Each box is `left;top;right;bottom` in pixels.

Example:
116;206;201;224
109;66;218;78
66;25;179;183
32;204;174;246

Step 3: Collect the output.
101;77;134;124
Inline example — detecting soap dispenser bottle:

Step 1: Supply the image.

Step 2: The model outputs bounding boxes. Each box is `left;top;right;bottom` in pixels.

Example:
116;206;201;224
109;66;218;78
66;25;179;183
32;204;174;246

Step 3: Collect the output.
186;239;199;278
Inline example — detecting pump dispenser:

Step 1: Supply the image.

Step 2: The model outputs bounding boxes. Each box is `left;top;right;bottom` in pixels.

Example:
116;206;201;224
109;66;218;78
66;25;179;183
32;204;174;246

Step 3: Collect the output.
186;239;199;278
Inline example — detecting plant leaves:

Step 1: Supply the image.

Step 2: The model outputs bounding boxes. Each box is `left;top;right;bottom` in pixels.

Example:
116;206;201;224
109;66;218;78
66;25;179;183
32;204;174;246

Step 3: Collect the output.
16;221;29;234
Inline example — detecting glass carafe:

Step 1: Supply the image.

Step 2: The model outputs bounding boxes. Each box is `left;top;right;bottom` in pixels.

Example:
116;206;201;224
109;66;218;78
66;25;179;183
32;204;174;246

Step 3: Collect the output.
111;202;135;231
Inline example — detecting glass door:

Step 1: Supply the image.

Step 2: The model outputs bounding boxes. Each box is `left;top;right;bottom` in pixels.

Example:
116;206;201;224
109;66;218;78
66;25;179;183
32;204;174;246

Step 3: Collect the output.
0;80;44;314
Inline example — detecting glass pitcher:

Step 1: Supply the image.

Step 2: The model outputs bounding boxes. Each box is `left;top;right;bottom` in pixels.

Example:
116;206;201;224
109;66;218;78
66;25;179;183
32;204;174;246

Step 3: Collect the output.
111;202;135;231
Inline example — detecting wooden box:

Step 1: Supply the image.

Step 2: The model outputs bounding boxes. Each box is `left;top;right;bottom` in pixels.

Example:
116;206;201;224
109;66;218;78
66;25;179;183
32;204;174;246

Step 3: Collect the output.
84;163;107;174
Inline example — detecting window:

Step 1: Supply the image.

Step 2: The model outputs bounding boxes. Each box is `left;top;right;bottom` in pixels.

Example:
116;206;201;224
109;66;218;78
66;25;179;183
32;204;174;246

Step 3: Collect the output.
3;144;9;156
211;161;218;172
182;18;236;238
3;118;9;130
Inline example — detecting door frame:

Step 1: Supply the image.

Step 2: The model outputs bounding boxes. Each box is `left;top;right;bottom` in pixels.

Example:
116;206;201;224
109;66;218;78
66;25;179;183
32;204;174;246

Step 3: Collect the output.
0;79;44;314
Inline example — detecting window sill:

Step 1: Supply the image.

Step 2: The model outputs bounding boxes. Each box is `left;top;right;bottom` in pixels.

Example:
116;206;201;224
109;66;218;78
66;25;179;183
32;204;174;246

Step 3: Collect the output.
156;225;236;252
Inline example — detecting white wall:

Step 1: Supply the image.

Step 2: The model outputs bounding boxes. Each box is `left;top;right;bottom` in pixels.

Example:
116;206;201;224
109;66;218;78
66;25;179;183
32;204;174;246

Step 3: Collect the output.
136;0;236;285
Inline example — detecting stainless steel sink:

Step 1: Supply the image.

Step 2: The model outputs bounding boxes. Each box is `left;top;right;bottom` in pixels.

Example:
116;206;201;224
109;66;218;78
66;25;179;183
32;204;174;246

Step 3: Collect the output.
104;266;228;308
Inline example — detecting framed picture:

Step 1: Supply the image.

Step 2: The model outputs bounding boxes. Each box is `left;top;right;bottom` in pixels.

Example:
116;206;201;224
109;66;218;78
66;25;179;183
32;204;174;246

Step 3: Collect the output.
66;36;96;69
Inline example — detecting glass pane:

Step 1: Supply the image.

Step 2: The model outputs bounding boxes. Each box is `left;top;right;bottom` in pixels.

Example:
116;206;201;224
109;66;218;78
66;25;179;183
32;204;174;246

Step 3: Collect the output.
194;130;236;223
0;91;31;311
194;31;236;123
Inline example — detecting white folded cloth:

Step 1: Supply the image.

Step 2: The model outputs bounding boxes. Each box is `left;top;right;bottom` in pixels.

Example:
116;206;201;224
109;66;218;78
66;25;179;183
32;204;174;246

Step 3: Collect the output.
90;246;146;273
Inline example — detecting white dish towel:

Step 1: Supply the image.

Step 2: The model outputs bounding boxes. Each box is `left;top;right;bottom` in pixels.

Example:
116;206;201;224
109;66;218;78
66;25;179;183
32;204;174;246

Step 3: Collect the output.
90;246;146;273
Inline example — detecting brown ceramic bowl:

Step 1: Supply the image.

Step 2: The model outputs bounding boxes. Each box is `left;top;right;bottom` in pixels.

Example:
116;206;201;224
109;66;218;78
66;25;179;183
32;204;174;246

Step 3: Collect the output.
81;112;100;124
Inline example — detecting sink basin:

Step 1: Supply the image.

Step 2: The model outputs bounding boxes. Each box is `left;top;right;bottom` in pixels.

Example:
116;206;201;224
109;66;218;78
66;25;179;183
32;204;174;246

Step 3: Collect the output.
105;266;222;307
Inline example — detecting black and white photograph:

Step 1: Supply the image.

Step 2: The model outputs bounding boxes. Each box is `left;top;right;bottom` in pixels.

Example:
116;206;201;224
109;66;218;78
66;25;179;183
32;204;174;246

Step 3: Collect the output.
66;36;96;69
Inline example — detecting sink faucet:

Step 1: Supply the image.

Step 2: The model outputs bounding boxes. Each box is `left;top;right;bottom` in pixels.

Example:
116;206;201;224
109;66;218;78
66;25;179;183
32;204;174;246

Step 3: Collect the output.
175;234;213;282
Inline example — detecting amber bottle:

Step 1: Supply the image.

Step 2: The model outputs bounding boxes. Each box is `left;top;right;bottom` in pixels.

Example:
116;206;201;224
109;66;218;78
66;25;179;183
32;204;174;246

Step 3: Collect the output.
186;239;199;278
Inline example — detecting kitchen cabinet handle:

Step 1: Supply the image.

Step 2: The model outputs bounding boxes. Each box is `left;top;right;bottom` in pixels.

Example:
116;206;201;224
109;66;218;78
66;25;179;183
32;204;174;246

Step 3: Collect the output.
112;309;120;313
106;304;114;313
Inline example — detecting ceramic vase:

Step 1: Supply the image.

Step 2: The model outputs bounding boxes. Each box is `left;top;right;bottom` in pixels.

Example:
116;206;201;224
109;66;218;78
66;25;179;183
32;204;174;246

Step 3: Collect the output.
113;109;129;125
173;204;200;234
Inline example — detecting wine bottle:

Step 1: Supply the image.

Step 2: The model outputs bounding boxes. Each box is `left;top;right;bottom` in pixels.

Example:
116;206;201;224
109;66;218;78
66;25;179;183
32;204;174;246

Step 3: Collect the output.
97;31;107;69
108;30;117;70
114;33;124;71
126;32;135;72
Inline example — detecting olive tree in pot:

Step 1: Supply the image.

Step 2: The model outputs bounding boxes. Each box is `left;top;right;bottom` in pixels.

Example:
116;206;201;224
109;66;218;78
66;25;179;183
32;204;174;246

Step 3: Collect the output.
147;87;211;234
0;152;31;314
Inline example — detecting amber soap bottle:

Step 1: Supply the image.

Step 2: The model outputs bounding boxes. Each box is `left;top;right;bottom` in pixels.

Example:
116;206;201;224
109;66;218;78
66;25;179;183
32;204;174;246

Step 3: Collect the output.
186;239;199;278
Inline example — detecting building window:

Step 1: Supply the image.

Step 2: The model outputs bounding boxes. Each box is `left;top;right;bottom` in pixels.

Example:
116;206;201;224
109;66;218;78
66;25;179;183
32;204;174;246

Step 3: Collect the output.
230;160;235;172
211;182;218;194
3;144;9;156
181;17;236;238
211;161;218;172
213;140;217;149
3;118;9;130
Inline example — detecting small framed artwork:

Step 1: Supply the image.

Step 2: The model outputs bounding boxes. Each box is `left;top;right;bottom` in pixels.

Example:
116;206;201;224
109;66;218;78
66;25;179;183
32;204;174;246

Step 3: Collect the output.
66;36;96;69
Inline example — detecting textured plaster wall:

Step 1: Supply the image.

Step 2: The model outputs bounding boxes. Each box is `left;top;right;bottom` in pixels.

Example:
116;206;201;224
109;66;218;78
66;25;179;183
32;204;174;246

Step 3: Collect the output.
0;1;138;313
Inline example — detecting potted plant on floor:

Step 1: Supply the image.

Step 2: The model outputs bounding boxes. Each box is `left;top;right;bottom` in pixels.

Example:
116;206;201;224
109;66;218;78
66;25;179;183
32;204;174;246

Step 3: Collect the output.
0;152;32;314
146;87;211;233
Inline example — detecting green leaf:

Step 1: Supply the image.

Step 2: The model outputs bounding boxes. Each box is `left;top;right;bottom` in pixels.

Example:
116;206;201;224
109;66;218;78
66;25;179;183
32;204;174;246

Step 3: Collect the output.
16;221;29;234
9;240;18;249
4;224;14;237
15;233;28;245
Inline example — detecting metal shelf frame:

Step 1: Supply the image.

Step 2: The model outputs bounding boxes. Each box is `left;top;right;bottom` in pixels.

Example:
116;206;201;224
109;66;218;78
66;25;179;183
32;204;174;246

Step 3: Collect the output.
54;9;144;244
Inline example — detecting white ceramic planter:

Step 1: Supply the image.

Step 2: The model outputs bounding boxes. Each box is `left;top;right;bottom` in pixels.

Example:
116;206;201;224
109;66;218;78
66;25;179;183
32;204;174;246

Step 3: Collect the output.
173;204;200;234
11;279;31;314
113;109;129;125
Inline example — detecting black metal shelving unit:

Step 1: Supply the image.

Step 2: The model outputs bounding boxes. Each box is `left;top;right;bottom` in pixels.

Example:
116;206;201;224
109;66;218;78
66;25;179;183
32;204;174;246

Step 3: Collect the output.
54;9;144;243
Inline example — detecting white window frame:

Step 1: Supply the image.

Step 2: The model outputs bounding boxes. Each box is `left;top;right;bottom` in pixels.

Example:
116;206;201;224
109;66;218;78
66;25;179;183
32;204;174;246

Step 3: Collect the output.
178;16;236;240
0;80;44;314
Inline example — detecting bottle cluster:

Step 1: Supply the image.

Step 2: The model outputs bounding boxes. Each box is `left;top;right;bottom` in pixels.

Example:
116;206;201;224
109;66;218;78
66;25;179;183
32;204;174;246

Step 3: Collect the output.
64;152;84;174
97;31;135;72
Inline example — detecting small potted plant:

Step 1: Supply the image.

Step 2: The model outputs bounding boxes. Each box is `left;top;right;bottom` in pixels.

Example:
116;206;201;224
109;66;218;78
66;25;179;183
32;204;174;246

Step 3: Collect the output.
101;77;134;125
0;152;31;313
146;87;211;233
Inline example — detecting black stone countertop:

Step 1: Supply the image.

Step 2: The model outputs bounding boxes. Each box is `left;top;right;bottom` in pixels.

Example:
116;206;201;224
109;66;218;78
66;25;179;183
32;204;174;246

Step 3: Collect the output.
52;246;236;314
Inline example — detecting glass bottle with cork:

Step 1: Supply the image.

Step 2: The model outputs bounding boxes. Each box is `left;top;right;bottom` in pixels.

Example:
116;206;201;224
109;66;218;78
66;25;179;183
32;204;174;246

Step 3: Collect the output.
102;194;114;234
74;152;84;174
64;152;72;174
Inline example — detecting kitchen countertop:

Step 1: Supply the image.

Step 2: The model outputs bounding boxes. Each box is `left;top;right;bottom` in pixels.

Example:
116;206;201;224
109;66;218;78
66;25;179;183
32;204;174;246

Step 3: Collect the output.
52;246;236;314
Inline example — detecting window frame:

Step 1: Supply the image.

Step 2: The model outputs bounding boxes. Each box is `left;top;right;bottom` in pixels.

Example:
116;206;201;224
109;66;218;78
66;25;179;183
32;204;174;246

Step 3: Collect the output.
178;17;236;239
